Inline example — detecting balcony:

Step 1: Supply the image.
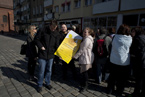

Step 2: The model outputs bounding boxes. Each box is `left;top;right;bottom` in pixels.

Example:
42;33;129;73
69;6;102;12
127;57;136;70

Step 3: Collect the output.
44;13;52;21
93;0;119;14
16;11;22;15
121;0;145;11
44;0;53;7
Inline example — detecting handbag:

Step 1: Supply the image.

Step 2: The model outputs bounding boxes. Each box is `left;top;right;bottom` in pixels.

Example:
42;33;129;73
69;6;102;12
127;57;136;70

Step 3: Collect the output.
20;40;27;55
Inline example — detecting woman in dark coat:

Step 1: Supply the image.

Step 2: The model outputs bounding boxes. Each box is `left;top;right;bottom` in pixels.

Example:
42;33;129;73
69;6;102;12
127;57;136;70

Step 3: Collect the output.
26;25;38;80
130;27;145;97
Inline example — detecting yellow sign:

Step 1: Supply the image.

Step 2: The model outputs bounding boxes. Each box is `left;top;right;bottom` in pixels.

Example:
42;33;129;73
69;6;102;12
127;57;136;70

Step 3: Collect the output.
54;31;82;64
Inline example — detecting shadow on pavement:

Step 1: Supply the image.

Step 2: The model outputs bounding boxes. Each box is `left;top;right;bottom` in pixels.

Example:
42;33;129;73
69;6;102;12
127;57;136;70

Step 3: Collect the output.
1;66;38;91
0;33;27;41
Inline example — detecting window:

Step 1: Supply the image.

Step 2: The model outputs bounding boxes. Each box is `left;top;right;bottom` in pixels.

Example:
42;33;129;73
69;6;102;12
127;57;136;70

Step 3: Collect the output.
40;5;43;14
33;7;36;15
61;5;65;12
67;3;71;11
85;0;92;6
3;15;7;22
75;0;81;8
55;6;59;13
108;17;117;26
123;15;138;26
99;17;107;26
139;14;145;26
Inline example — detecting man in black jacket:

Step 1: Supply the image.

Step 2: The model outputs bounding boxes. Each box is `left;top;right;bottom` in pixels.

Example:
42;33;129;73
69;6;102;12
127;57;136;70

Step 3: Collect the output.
34;20;60;93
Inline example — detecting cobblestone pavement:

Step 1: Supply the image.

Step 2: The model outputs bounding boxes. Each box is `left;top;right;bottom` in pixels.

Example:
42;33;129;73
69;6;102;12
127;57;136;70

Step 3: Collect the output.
0;34;135;97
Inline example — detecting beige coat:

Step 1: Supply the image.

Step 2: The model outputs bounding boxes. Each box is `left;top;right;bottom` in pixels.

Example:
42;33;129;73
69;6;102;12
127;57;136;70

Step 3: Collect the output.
74;35;94;73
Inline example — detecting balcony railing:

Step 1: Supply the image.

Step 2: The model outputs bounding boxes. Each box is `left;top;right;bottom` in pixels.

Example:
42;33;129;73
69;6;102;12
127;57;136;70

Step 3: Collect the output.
44;0;53;7
93;0;119;14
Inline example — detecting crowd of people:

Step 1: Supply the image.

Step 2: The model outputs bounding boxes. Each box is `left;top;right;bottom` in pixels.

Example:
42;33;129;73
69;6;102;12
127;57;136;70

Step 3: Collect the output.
25;20;145;97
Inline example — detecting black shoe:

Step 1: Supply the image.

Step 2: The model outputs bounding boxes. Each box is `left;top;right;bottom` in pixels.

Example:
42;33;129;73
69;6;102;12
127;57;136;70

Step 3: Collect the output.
106;89;112;94
79;87;87;93
37;87;42;93
46;85;52;90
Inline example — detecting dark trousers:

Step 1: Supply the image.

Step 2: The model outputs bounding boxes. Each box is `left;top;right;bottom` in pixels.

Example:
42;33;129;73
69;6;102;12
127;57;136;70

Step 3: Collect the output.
80;71;88;87
107;63;130;95
133;68;145;97
27;58;36;76
62;59;77;79
52;56;60;75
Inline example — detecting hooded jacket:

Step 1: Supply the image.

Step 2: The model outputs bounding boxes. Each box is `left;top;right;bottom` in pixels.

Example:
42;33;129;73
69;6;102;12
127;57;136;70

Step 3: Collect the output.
110;34;132;66
34;26;60;59
74;35;94;65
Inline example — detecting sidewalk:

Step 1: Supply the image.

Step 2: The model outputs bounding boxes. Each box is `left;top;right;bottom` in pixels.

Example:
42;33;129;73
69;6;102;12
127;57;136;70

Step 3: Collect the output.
0;34;134;97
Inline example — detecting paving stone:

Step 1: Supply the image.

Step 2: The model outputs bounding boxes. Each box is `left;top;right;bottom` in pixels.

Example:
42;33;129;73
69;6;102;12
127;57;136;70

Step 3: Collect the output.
93;91;102;96
58;88;66;94
71;90;80;96
67;95;76;97
29;89;38;95
49;88;57;94
43;92;54;97
98;94;108;97
10;93;21;97
85;93;96;97
53;92;62;97
62;91;71;97
19;90;29;96
32;93;43;97
8;89;18;94
77;94;86;97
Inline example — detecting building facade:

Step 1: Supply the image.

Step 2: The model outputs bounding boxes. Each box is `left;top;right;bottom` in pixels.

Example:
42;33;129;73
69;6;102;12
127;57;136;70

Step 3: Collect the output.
30;0;44;28
92;0;145;31
14;0;30;32
0;0;14;32
53;0;94;33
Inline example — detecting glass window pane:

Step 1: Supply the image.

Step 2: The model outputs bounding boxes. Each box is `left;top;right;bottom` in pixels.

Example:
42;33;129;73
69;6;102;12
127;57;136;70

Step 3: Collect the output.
139;14;145;26
123;15;138;26
99;17;107;26
108;17;117;26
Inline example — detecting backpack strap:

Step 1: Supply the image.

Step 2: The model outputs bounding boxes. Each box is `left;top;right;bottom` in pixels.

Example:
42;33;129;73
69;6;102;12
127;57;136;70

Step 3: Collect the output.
103;35;107;40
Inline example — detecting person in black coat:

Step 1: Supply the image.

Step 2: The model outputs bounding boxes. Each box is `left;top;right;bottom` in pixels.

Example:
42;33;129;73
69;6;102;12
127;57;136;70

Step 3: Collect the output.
59;24;77;80
26;25;38;80
130;27;145;97
34;20;60;93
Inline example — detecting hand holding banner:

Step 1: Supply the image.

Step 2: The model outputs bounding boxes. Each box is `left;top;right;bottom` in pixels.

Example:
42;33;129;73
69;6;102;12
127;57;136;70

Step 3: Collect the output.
54;30;82;64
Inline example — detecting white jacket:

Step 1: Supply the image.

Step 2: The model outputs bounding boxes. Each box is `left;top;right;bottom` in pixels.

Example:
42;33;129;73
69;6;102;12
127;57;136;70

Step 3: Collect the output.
74;35;94;65
110;34;132;66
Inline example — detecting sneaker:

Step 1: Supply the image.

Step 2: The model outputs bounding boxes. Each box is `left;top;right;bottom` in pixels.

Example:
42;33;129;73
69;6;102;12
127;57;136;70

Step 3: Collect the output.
46;85;52;90
37;87;42;93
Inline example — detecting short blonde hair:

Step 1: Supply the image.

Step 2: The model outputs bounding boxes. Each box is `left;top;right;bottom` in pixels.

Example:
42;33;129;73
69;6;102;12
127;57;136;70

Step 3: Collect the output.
28;25;36;33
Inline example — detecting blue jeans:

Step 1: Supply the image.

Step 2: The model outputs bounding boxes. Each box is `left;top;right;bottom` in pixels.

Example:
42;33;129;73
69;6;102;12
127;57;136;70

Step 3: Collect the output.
96;57;107;83
38;58;54;87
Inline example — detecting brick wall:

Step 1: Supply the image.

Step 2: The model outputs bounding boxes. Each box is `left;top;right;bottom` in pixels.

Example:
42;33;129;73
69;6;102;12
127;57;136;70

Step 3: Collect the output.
0;0;14;32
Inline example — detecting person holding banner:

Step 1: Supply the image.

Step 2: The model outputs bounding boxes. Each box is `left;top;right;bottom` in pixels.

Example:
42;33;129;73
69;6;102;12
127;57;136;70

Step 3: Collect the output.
73;27;94;93
59;24;77;80
34;20;60;93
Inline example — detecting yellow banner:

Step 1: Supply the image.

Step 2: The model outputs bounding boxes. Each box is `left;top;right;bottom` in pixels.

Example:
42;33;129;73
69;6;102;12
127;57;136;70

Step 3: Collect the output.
54;31;82;64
